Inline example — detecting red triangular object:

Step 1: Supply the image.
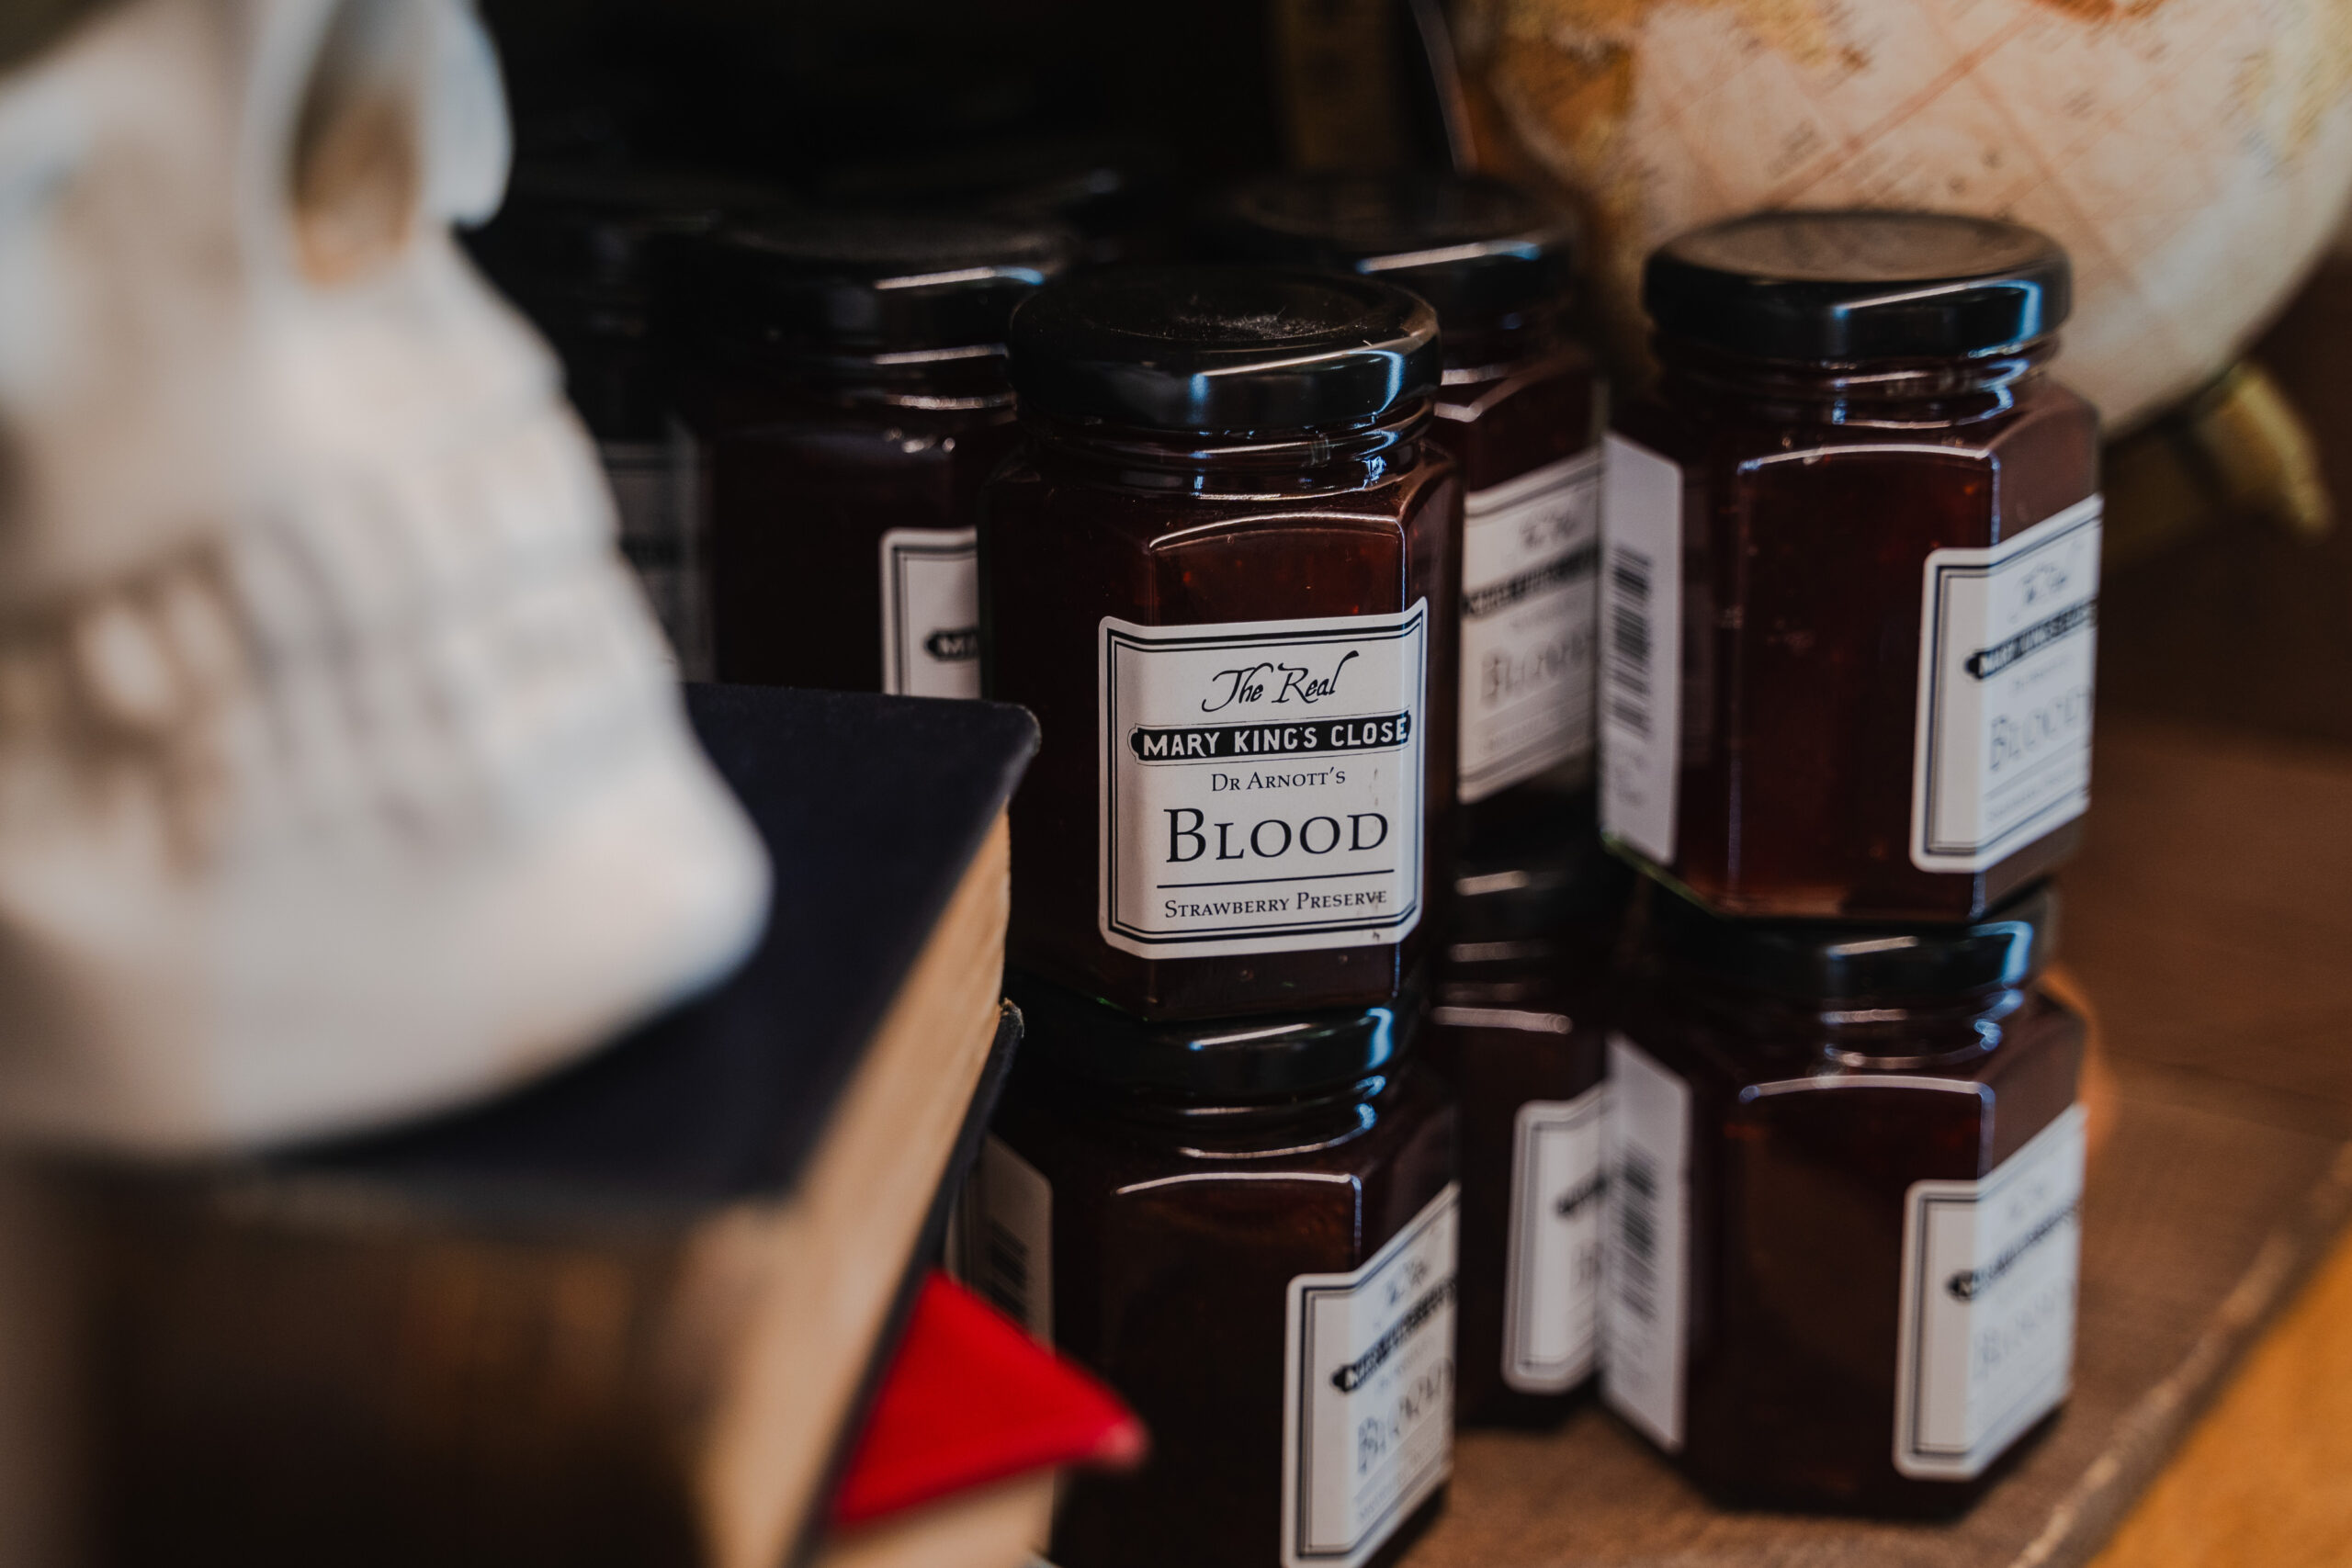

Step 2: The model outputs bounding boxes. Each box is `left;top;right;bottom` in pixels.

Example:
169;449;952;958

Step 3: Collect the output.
831;1272;1146;1528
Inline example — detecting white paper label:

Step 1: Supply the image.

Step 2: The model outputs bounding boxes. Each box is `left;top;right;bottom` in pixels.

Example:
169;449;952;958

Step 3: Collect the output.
1600;1034;1690;1451
1598;435;1683;866
1282;1184;1458;1568
1098;605;1428;960
1911;498;2101;872
944;1135;1055;1343
1893;1103;2086;1479
1457;450;1602;803
1503;1085;1607;1393
602;435;708;678
879;526;982;699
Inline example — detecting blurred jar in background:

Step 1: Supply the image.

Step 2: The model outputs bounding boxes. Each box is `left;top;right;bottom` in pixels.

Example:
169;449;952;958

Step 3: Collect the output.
467;163;783;677
1205;171;1604;863
1427;836;1627;1426
674;215;1070;694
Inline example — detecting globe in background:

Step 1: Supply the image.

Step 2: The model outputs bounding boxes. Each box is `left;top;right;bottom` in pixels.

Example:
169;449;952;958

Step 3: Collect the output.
1455;0;2352;434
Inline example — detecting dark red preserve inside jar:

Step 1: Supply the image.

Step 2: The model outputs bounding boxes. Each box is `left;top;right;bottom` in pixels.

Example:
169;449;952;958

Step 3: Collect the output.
1604;880;2086;1514
985;976;1458;1568
1428;838;1627;1426
1208;172;1605;859
1604;210;2101;921
676;214;1070;696
984;265;1462;1021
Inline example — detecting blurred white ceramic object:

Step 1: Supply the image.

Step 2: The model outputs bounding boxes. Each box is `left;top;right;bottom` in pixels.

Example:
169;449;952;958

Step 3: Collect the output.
0;0;769;1152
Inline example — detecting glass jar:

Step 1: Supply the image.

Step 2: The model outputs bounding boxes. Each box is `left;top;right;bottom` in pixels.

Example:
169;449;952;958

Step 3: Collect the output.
467;164;780;677
984;265;1463;1021
971;976;1458;1568
1207;172;1606;859
674;216;1070;695
1427;837;1628;1426
1603;211;2102;920
1602;880;2086;1515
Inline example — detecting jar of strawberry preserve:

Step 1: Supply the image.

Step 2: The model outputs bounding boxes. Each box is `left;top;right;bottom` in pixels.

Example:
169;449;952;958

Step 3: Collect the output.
1603;211;2101;920
1602;880;2086;1514
1206;172;1604;860
675;215;1070;695
983;265;1463;1021
1427;837;1628;1426
968;975;1459;1568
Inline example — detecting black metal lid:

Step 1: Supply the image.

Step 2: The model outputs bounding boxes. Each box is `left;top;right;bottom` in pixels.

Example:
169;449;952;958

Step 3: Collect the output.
1645;210;2071;363
685;214;1073;356
1005;264;1441;433
1204;171;1576;327
1644;880;2056;1003
1005;971;1420;1100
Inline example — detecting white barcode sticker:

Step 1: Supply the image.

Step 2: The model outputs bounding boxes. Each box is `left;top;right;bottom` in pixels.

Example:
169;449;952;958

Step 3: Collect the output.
1894;1104;2086;1479
1601;1034;1690;1451
1911;498;2101;872
1598;435;1682;866
947;1135;1054;1342
1502;1085;1607;1393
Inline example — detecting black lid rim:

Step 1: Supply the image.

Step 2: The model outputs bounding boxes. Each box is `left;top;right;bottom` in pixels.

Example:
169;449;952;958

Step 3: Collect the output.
685;214;1075;355
1007;264;1442;433
1645;209;2072;363
1645;881;2058;1002
1005;971;1423;1100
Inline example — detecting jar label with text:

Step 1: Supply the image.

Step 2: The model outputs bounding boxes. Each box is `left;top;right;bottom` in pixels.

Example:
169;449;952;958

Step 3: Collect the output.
944;1134;1054;1343
1894;1103;2086;1479
1458;450;1602;803
880;527;982;699
1282;1183;1458;1568
1597;436;1683;866
1098;605;1428;960
1911;498;2101;873
1600;1034;1690;1452
1503;1083;1607;1394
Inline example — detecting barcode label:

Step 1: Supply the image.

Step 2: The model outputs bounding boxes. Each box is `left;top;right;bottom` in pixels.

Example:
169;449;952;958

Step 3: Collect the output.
947;1136;1055;1342
1601;1034;1690;1451
1598;436;1682;865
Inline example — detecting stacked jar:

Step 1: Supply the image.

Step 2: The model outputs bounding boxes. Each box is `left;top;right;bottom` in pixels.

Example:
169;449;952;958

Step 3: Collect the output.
1204;171;1635;1435
465;164;782;678
1596;210;2101;1512
971;263;1466;1568
671;215;1071;696
1204;172;1607;862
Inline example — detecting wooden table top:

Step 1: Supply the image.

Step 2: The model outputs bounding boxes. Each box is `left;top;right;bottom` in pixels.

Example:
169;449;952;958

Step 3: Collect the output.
1402;719;2352;1568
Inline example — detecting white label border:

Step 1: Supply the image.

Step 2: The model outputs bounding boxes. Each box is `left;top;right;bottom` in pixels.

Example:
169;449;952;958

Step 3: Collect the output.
1910;497;2101;871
